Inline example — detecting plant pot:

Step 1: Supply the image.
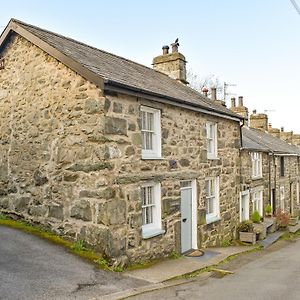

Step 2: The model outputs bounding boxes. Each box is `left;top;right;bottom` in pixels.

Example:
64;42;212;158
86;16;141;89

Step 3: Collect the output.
253;223;267;240
239;231;256;245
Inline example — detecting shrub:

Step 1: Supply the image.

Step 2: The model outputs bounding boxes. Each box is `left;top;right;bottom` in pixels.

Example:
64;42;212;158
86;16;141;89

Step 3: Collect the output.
237;220;254;232
265;204;272;216
275;209;290;228
251;210;261;223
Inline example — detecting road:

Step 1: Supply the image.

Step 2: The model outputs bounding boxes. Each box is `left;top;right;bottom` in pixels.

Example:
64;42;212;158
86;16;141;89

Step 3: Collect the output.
129;238;300;300
0;226;148;300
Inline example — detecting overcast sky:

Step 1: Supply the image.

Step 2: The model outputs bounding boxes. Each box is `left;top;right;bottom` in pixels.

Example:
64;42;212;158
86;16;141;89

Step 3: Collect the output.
1;0;300;132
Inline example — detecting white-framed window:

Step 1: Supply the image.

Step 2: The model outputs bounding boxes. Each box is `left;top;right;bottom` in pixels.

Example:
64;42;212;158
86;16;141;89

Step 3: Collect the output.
205;176;220;223
141;182;164;238
297;182;299;205
251;189;263;216
141;106;161;159
206;122;218;159
280;186;285;210
251;152;262;178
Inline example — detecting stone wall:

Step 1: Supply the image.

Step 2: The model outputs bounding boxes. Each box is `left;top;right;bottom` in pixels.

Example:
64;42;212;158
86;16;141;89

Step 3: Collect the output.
0;33;242;263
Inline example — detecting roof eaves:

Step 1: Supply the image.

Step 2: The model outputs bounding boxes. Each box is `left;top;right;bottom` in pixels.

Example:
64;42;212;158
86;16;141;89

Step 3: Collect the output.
104;79;243;122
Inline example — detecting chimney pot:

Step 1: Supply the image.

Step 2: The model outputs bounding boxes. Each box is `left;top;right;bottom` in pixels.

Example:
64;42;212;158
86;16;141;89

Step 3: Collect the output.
171;42;178;53
238;96;243;107
162;45;169;55
231;97;236;108
211;87;217;101
253;109;257;114
268;123;272;129
202;87;209;97
281;127;284;132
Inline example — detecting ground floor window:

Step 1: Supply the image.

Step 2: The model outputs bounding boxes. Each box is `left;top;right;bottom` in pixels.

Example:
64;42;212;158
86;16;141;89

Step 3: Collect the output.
251;189;263;216
141;182;163;238
205;177;220;223
297;182;299;205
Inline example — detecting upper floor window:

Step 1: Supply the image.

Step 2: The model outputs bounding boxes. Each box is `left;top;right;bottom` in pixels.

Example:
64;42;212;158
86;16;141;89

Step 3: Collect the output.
141;106;161;159
141;182;164;238
206;122;218;159
251;152;262;178
280;157;285;177
205;176;220;223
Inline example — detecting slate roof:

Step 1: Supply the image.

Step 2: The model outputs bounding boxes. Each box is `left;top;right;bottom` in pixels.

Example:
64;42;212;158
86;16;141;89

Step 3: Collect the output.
2;19;242;120
242;127;300;155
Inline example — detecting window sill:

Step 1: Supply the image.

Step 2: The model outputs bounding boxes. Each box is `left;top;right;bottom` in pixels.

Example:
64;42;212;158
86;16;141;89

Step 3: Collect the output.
206;216;221;224
142;228;165;239
141;156;164;160
251;176;263;180
207;156;219;160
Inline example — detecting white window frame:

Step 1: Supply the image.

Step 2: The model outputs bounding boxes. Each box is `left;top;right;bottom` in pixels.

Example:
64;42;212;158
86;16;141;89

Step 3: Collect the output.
251;187;263;216
280;186;285;210
205;176;220;223
141;106;161;159
297;181;299;205
141;182;164;239
206;122;218;159
251;152;262;179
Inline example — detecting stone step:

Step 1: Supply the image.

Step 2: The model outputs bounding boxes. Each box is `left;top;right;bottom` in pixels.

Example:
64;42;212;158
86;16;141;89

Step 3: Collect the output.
257;231;285;249
289;222;300;233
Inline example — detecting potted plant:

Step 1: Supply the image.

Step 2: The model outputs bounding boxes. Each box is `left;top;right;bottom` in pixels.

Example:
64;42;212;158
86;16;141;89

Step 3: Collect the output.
237;221;256;245
264;204;276;233
265;204;272;217
275;208;290;230
251;210;267;240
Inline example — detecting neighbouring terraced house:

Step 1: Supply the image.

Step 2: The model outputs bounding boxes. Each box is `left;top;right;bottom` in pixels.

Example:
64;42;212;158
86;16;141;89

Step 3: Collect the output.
230;100;300;225
0;19;245;265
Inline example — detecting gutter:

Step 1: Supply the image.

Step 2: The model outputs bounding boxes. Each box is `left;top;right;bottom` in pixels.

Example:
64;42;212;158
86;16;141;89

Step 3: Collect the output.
104;80;242;122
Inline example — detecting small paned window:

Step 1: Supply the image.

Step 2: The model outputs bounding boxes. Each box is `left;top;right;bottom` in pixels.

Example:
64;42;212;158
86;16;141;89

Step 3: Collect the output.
141;106;161;159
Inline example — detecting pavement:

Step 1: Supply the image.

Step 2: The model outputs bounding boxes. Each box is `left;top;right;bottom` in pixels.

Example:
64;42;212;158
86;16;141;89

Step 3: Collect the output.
97;245;257;300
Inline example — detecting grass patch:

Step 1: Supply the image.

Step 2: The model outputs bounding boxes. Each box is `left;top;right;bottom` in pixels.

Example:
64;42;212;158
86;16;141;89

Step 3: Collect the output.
0;213;113;271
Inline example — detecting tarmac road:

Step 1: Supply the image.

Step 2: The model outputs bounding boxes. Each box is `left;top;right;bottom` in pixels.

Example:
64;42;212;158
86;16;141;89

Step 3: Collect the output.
0;226;148;300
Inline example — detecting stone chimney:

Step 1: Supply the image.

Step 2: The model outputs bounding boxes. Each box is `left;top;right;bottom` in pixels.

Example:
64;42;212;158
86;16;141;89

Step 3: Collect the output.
229;96;249;123
210;87;226;106
250;110;268;131
153;41;187;84
280;127;293;145
268;123;280;138
292;133;300;146
211;87;217;101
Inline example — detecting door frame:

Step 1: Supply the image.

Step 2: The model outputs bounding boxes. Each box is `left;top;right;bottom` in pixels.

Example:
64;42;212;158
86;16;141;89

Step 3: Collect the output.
180;179;198;252
240;190;250;222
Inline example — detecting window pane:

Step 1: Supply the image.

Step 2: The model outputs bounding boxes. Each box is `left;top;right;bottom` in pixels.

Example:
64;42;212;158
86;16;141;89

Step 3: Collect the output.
147;112;154;131
141;111;146;130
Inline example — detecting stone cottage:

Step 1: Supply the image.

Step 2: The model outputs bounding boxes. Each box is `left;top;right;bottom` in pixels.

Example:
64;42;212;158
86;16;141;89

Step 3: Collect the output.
230;99;300;223
0;19;244;264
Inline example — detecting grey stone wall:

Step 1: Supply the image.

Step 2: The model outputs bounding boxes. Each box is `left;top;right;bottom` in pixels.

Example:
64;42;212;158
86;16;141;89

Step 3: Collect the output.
0;33;242;263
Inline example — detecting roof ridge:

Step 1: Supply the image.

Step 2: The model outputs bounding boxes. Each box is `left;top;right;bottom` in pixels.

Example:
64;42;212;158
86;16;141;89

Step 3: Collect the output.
7;18;242;120
11;19;217;104
11;18;174;80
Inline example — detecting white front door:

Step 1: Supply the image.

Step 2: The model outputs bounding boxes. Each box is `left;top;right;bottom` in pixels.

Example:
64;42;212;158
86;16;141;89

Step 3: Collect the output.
180;180;197;253
240;191;250;221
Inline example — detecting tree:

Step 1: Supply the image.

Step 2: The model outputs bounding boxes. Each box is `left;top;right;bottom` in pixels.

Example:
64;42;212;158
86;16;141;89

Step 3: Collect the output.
187;69;223;99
